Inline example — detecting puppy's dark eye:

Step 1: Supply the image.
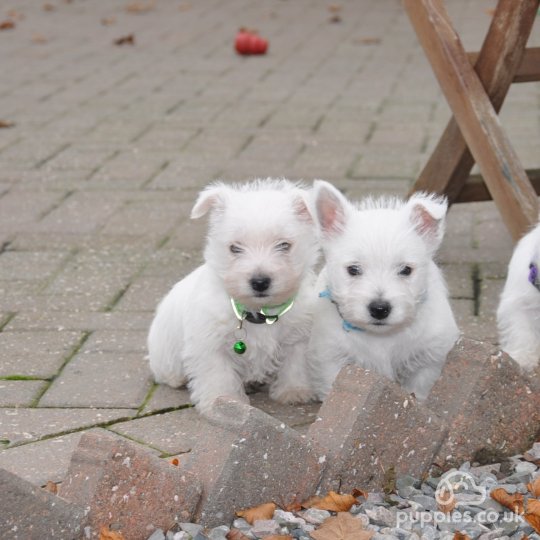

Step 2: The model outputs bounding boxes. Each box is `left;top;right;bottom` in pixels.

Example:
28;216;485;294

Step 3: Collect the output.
347;265;362;276
276;242;291;252
399;265;413;276
230;244;243;254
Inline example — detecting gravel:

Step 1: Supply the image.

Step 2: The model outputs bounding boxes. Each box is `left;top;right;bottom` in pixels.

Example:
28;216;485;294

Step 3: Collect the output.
147;442;540;540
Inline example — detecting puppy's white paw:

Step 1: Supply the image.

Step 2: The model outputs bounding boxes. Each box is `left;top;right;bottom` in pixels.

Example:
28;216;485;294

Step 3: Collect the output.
270;385;317;404
153;373;188;389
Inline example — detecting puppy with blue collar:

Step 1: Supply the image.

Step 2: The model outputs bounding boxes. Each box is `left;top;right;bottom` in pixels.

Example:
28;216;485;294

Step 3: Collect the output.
308;181;459;400
498;223;540;371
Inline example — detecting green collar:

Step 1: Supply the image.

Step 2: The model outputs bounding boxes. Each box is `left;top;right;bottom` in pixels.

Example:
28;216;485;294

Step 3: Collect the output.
230;296;295;325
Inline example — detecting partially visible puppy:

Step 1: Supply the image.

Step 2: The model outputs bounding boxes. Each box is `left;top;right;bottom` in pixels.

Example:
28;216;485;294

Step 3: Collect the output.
497;223;540;371
308;181;459;400
148;179;319;416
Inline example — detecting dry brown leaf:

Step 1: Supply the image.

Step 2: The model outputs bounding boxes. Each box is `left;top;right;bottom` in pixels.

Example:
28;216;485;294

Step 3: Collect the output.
0;20;15;30
31;33;49;44
101;17;117;26
527;476;540;497
114;34;135;46
236;502;276;525
525;499;540;533
310;491;357;512
351;488;368;500
437;484;457;514
99;527;126;540
300;494;322;509
490;487;524;514
453;533;472;540
226;529;251;540
44;480;58;494
125;0;156;13
170;457;179;466
310;512;373;540
0;120;15;129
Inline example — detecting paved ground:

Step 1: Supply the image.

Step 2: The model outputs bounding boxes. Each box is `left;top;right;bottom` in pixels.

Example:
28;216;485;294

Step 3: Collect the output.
0;0;539;487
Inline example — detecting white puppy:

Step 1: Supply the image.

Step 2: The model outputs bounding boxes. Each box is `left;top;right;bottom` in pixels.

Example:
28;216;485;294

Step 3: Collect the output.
148;179;319;415
497;223;540;371
308;181;459;400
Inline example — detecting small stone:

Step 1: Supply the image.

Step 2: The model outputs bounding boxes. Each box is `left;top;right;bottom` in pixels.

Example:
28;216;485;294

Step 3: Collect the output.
478;529;506;540
208;525;229;540
502;472;532;484
148;530;166;540
302;508;331;525
410;494;437;511
367;492;386;504
273;509;306;528
170;533;190;540
181;523;204;537
514;461;537;475
365;506;397;528
418;524;438;540
251;519;279;537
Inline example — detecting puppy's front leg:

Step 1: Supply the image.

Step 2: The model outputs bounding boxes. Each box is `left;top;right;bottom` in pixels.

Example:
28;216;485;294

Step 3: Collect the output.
270;341;318;404
188;354;249;416
401;362;442;401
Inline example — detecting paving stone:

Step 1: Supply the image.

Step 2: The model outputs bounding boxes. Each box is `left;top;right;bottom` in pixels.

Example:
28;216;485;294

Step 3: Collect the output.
308;364;446;492
141;384;192;415
39;351;152;408
82;329;148;354
426;337;540;467
0;432;85;486
0;408;136;447
0;380;47;407
59;430;201;540
184;398;324;528
0;250;69;281
0;330;85;378
111;408;199;455
0;467;86;540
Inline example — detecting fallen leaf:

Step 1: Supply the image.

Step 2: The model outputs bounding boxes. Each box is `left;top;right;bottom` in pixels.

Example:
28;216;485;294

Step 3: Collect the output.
309;491;358;512
354;37;381;45
351;488;368;500
170;457;179;466
236;502;276;525
99;527;126;540
226;529;251;540
310;512;373;540
527;476;540;497
0;20;15;30
453;533;472;540
101;16;117;26
0;120;15;128
300;494;321;509
490;487;524;514
525;499;540;533
31;33;49;44
437;485;456;514
114;34;135;46
43;3;56;11
125;0;156;13
44;480;58;494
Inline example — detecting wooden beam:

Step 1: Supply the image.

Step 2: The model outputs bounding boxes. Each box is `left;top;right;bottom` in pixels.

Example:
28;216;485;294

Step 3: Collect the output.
457;169;540;203
403;0;538;240
468;48;540;83
406;0;539;207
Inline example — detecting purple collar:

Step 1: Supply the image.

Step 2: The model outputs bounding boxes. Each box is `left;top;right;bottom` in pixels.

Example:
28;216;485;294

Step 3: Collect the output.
528;263;540;291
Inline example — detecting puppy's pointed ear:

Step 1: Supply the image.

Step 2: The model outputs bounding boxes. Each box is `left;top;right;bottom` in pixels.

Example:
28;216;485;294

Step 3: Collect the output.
313;180;349;237
407;192;448;252
190;184;227;219
292;190;314;223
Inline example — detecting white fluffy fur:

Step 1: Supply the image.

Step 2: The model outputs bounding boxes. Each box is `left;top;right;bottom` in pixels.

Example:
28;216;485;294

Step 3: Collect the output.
148;179;319;415
497;223;540;371
308;181;459;400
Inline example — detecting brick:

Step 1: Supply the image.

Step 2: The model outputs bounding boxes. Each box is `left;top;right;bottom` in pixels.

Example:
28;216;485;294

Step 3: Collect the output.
184;398;324;527
0;468;86;540
0;408;136;447
426;337;540;467
39;352;152;408
59;431;201;540
308;365;446;492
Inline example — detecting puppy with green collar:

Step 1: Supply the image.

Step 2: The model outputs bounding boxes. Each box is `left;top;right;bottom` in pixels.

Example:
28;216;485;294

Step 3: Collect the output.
148;179;319;416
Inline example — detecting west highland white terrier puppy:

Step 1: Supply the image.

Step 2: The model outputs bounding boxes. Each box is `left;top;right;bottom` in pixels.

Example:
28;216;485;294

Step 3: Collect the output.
308;181;459;400
148;179;319;415
497;223;540;371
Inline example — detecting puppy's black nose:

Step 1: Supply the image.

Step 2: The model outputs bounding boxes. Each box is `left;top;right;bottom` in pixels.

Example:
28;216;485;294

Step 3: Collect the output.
250;275;271;292
368;300;392;320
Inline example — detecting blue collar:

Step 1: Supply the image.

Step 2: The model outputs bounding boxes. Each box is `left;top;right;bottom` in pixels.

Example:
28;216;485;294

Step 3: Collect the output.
319;288;365;333
529;263;540;292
